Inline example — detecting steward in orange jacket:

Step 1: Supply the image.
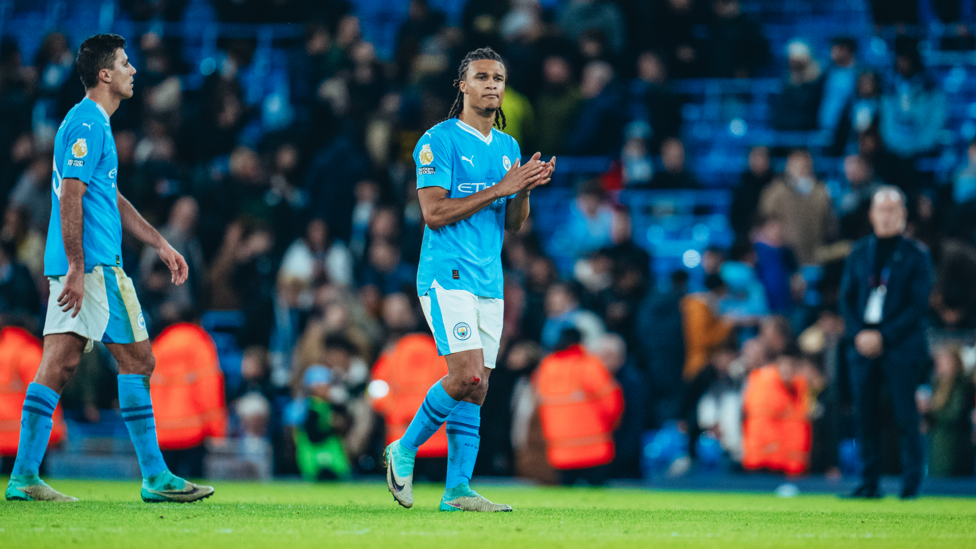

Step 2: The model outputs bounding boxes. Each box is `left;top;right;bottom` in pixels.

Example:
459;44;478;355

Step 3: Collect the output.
534;342;624;472
742;352;811;475
149;323;227;451
370;334;449;458
0;326;66;456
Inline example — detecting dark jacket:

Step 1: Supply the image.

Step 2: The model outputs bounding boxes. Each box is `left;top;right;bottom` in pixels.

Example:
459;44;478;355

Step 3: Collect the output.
840;235;934;366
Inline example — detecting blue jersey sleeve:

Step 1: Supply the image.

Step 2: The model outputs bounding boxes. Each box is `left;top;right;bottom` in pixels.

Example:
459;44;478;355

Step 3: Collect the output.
414;129;453;191
60;117;105;185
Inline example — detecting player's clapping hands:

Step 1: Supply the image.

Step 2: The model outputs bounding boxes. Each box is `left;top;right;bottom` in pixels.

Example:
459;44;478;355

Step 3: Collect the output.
498;152;556;196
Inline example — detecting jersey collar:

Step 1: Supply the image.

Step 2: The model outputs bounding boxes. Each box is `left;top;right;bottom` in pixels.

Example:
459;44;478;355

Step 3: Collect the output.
82;97;111;123
455;119;493;145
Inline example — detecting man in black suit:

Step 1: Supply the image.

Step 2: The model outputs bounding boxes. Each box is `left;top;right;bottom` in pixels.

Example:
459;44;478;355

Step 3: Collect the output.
839;186;933;499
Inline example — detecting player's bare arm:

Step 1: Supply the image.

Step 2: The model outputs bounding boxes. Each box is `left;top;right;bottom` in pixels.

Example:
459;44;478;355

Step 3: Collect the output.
418;153;547;230
505;156;555;233
117;191;188;285
58;178;88;317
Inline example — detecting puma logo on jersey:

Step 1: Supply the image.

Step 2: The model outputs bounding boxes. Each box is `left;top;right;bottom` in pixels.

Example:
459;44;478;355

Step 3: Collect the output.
82;122;93;130
461;156;475;167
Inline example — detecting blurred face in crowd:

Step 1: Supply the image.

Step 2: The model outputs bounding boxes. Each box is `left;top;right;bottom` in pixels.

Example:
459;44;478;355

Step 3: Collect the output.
843;155;871;187
637;52;666;84
581;62;613;99
169;196;198;234
856;72;879;98
593;336;627;373
749;146;770;176
324;346;352;373
545;285;576;317
369;240;400;272
785;150;814;180
661;138;685;174
933;348;962;380
611;210;633;244
830;44;854;67
869;189;907;238
307;219;328;251
702;249;724;275
241;347;269;381
543;55;572;87
460;59;506;116
713;0;740;18
381;292;416;331
577;190;603;217
759;318;790;359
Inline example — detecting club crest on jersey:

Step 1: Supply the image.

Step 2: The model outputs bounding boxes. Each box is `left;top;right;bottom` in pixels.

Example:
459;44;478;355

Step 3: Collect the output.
71;138;88;158
502;155;511;170
419;143;434;165
453;322;471;341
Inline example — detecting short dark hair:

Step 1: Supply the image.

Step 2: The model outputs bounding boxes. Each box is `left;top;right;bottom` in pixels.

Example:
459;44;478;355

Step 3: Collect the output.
77;34;126;90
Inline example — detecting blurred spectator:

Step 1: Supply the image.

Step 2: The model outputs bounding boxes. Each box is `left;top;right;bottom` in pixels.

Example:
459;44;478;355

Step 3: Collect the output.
558;0;626;54
565;61;627;156
321;333;374;464
631;51;683;151
535;328;623;486
951;140;976;206
649;0;706;78
838;154;883;240
0;239;40;328
360;240;416;296
556;181;614;261
772;40;823;131
294;365;352;481
840;187;933;499
280;218;354;290
9;155;52;234
150;319;228;479
879;38;946;193
741;345;812;475
603;208;652;288
507;341;556;484
649;138;698;189
919;346;976;477
541;281;606;351
349;179;380;261
592;333;646;479
758;149;837;266
719;240;769;325
369;333;449;478
0;326;66;470
681;274;734;381
1;205;45;280
818;38;860;136
701;0;770;78
679;338;741;469
753;218;801;316
730;146;773;239
621;122;654;187
837;70;882;155
635;271;688;427
929;240;976;330
140;197;206;323
534;55;582;155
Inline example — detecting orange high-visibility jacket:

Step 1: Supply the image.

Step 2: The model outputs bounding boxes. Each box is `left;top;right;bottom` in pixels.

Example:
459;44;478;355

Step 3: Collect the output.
370;334;448;458
0;327;66;456
150;323;227;450
534;345;624;470
742;365;811;475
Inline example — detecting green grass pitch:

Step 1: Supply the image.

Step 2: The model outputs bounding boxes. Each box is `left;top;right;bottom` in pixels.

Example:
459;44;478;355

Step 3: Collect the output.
2;478;975;548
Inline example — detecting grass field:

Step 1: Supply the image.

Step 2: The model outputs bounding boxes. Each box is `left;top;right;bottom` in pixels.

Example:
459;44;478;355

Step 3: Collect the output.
1;479;975;548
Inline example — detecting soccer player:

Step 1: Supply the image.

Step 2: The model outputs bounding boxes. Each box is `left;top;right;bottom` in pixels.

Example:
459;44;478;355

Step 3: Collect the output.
385;47;555;512
4;34;213;503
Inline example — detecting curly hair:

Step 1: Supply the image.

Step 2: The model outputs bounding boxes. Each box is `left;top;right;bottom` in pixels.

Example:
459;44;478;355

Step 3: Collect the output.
446;47;507;130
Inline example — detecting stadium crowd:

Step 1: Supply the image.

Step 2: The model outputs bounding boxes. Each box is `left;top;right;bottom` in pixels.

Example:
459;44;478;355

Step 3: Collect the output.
1;0;976;484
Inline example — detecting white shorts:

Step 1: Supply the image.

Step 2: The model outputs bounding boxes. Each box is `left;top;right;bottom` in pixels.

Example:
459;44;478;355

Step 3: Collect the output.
419;281;503;369
44;265;148;352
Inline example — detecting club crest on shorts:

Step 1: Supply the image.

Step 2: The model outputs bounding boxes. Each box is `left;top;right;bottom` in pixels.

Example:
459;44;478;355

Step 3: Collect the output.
419;143;434;165
502;155;511;170
453;322;471;340
137;313;146;331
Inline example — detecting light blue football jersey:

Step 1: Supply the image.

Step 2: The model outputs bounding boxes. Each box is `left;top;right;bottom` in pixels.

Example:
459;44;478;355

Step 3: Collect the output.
45;97;123;276
414;118;521;299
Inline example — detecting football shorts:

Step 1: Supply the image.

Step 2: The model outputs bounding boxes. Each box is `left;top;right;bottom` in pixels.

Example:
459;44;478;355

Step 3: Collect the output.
419;280;503;368
44;265;148;352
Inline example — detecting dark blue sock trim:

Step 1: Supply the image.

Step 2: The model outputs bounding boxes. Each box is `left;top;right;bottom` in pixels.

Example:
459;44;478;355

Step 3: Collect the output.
422;400;447;422
446;420;480;431
23;395;55;411
420;402;443;425
120;405;154;413
446;428;481;439
425;398;451;419
122;413;155;422
22;405;53;418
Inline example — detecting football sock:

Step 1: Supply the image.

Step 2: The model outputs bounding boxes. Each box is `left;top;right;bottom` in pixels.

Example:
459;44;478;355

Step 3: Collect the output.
400;380;459;452
445;401;481;490
118;375;168;479
10;383;60;479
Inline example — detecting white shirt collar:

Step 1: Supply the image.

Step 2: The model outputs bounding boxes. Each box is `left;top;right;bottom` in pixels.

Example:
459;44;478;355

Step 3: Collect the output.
455;119;493;145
